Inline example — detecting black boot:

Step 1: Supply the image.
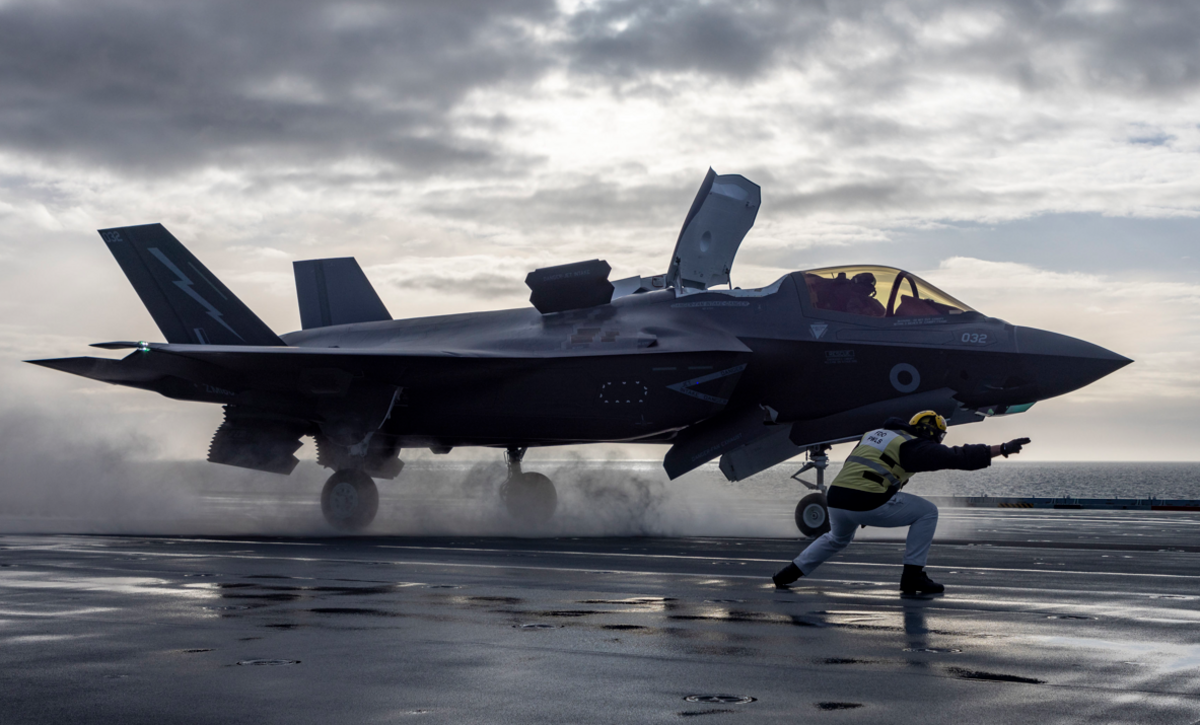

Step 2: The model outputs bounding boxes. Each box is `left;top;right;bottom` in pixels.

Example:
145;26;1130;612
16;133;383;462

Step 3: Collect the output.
772;563;803;588
900;564;944;595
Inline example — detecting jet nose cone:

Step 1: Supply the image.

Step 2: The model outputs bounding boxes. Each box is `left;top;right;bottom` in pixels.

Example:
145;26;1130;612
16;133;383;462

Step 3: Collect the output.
1016;326;1132;400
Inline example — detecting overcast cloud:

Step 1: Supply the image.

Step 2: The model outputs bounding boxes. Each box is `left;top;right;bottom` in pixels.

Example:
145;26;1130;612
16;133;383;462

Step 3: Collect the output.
2;0;1198;462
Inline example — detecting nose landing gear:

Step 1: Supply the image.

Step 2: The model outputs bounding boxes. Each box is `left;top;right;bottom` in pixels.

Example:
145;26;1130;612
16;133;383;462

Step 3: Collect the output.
321;469;379;532
499;447;558;525
792;446;831;537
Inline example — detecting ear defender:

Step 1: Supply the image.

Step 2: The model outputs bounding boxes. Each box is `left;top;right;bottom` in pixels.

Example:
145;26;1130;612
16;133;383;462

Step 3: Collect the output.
908;410;947;442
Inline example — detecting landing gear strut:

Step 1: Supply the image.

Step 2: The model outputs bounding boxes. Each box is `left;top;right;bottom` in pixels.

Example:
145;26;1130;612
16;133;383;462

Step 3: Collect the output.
499;447;557;525
792;445;831;537
321;469;379;532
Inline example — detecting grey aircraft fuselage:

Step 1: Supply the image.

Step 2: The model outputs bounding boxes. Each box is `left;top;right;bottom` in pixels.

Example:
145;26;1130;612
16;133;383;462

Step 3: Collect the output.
29;169;1131;529
62;265;1125;484
274;273;1119;451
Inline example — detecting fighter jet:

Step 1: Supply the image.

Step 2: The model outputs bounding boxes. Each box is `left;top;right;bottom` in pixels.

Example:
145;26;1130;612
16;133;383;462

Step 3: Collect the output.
30;169;1131;533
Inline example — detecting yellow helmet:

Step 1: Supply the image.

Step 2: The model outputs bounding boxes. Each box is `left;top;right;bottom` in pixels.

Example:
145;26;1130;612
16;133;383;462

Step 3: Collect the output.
909;410;947;442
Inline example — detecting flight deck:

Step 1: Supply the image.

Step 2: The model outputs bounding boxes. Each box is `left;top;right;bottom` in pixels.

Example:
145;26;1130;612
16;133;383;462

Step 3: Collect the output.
1;510;1198;724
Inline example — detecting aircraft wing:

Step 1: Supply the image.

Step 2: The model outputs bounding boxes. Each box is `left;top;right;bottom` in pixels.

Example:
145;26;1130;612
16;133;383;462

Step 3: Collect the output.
713;388;987;482
94;332;750;359
664;387;989;481
30;334;753;398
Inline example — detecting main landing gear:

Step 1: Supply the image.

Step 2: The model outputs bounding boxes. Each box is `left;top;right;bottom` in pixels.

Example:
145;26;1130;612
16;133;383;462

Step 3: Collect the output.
499;447;558;525
321;469;379;532
792;445;831;538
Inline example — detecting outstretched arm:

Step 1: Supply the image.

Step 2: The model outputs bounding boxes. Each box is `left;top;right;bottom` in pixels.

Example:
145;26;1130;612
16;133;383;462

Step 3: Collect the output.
900;437;1031;473
899;439;991;473
989;438;1032;459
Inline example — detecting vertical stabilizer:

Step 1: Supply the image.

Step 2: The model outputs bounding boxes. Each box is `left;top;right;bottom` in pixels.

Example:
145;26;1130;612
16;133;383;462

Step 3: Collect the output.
99;224;284;346
293;257;392;330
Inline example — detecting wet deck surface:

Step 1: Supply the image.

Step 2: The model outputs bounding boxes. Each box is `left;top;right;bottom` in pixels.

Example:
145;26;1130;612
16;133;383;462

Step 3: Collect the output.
2;510;1199;724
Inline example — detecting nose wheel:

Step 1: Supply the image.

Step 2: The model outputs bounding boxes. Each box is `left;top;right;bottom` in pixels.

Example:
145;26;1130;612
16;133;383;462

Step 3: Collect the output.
791;446;831;537
321;469;379;532
500;447;558;524
795;492;830;537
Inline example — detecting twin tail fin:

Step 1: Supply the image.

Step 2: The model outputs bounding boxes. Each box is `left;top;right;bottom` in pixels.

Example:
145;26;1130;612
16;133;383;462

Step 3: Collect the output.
292;258;391;330
99;224;284;346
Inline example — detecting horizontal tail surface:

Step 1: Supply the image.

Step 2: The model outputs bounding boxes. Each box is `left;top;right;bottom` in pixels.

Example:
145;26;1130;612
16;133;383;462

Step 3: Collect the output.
293;257;391;330
99;224;284;346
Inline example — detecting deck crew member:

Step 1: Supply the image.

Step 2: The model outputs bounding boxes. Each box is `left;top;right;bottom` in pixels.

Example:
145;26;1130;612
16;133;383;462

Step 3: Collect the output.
772;411;1030;594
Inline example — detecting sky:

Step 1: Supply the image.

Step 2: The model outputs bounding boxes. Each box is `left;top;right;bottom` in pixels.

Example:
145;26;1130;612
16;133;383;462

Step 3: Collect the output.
1;0;1198;464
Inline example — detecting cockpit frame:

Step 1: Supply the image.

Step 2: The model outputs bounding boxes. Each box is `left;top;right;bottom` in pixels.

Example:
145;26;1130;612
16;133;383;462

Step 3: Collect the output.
795;265;981;325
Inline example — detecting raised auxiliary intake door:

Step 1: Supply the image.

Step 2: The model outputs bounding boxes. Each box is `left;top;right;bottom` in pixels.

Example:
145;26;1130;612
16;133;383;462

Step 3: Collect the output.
666;169;761;292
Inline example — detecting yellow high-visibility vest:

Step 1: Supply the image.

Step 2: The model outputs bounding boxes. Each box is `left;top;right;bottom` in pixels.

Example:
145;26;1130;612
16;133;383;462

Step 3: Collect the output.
830;428;917;494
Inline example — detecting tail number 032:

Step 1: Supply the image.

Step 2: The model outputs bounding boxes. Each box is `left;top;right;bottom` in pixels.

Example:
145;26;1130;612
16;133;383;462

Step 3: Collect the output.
961;333;988;344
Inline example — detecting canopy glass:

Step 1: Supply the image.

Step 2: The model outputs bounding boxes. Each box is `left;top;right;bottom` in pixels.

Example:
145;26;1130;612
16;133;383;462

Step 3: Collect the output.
801;266;975;318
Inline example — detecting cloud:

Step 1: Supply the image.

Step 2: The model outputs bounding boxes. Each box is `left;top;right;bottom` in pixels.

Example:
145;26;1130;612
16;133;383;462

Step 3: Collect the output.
391;272;527;300
1127;126;1177;146
418;174;692;228
561;0;1200;98
2;0;1199;235
6;0;1198;184
924;256;1200;402
3;0;1200;464
0;0;556;177
563;0;826;81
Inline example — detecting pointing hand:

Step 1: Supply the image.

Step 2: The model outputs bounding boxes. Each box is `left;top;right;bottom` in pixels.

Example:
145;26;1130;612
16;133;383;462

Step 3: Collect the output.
1000;438;1031;457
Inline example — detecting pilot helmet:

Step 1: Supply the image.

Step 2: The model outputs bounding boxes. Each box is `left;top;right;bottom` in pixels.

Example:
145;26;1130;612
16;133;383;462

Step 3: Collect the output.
851;272;877;296
908;410;947;442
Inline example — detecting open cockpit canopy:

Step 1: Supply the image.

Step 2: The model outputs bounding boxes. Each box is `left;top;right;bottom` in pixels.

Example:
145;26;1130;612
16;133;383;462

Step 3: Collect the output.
801;265;975;318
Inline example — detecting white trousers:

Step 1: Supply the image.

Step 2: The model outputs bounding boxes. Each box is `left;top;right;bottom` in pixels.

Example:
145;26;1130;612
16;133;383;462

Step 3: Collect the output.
794;492;939;574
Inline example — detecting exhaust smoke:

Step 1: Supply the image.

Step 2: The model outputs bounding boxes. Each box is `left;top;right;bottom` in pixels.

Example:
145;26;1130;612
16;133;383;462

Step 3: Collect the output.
0;414;799;537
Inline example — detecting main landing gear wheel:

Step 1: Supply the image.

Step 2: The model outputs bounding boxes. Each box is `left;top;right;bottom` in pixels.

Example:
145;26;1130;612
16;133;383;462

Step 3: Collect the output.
501;472;558;525
795;492;831;538
321;469;379;532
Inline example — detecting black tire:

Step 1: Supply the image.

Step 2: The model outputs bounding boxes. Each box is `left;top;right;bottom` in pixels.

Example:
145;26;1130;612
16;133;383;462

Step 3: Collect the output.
321;470;379;532
500;472;558;525
795;492;830;537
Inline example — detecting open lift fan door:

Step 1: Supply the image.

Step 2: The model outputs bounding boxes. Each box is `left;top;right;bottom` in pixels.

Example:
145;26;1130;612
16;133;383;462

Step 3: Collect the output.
667;169;761;291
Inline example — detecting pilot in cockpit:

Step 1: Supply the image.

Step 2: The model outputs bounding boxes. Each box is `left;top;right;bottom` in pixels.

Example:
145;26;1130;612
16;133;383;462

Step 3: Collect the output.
806;265;975;319
826;272;885;317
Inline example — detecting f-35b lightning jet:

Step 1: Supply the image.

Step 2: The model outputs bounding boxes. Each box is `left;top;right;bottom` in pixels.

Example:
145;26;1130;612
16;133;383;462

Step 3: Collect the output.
31;170;1130;533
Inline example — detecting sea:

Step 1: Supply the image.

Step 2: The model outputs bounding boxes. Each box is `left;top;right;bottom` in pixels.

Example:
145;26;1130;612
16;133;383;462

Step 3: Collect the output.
725;461;1200;501
2;458;1199;537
